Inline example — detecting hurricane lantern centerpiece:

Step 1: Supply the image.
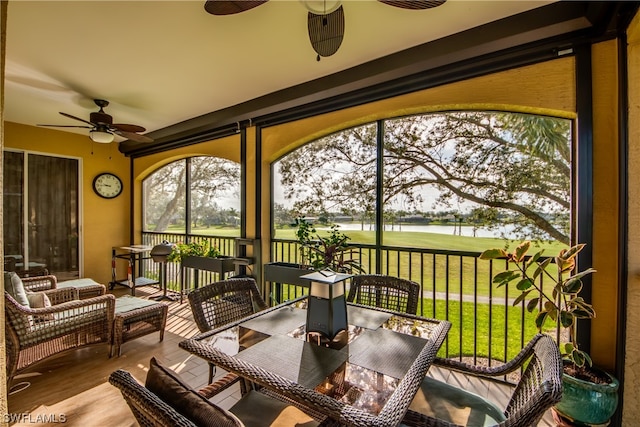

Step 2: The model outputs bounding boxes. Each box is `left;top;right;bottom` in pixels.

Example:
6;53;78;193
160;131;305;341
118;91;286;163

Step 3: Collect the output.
301;269;352;343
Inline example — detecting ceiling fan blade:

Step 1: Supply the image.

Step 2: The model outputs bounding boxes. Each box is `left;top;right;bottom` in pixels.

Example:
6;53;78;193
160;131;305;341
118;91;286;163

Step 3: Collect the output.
204;0;267;15
308;5;345;60
114;129;154;143
37;124;92;129
378;0;446;10
59;111;96;126
111;123;146;133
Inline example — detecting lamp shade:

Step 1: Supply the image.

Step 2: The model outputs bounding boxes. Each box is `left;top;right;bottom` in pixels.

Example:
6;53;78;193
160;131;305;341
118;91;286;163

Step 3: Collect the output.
90;129;115;143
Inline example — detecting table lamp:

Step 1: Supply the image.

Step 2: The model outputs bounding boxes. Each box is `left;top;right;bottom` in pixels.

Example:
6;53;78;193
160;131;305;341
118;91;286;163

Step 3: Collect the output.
301;269;352;342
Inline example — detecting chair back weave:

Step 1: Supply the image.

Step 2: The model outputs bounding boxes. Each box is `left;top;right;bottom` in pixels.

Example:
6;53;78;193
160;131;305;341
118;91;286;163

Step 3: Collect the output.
188;277;268;333
347;274;420;314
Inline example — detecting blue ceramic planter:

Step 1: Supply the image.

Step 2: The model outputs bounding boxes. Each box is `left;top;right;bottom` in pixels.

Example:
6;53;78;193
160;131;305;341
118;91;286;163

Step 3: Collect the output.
554;367;619;426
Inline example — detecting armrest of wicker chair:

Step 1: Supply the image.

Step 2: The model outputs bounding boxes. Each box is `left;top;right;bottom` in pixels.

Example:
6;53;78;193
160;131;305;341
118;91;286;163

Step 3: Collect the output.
433;333;546;377
404;334;563;427
21;275;58;292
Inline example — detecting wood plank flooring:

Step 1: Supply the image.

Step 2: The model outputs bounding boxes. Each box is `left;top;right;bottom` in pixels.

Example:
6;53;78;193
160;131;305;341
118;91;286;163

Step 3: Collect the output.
6;285;554;426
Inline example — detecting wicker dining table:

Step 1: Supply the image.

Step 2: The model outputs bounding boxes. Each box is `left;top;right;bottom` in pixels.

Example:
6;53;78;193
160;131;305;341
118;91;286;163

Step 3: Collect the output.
179;297;451;427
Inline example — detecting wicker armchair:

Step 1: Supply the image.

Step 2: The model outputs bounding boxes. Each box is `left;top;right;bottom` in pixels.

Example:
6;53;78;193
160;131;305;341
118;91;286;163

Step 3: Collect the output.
346;274;420;314
402;333;563;427
188;277;268;385
5;288;115;384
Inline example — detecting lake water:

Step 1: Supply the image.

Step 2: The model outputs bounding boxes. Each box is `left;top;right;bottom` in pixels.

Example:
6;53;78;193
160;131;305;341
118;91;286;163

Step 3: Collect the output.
316;222;519;239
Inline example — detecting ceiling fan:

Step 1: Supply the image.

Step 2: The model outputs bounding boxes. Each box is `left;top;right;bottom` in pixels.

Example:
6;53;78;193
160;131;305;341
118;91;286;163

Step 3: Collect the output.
37;99;153;143
204;0;446;61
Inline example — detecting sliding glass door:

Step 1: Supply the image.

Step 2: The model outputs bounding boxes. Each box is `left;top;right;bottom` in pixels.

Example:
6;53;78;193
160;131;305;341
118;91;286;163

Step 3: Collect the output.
3;151;80;279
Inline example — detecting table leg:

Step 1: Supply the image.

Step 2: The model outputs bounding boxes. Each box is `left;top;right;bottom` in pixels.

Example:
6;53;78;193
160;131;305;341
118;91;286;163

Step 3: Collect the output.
128;256;135;296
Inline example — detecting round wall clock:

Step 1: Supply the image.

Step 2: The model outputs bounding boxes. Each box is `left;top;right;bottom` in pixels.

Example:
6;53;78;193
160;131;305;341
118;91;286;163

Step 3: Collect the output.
93;172;123;199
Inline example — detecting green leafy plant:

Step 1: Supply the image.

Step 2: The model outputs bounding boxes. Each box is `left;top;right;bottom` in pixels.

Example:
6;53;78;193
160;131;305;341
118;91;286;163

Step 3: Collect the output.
294;217;363;274
168;241;220;263
480;241;596;368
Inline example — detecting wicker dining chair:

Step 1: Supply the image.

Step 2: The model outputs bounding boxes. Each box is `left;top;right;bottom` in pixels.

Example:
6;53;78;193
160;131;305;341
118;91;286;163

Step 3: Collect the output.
187;277;269;386
346;274;420;314
402;333;563;427
110;357;321;427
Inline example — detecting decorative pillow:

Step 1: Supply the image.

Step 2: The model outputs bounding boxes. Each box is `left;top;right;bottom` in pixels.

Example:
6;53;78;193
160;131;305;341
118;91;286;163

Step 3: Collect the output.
4;271;30;307
145;357;242;427
26;291;54;321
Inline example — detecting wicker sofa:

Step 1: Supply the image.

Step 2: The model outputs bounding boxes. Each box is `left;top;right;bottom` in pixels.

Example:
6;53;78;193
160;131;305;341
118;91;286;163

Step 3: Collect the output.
4;272;115;385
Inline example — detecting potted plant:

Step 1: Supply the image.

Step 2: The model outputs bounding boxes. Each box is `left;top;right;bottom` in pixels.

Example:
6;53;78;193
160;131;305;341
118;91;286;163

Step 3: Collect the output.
294;218;363;274
169;241;235;275
264;217;363;286
480;241;619;425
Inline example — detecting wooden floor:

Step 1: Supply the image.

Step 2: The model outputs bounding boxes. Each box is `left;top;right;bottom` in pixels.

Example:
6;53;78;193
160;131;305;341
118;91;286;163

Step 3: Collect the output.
7;285;554;426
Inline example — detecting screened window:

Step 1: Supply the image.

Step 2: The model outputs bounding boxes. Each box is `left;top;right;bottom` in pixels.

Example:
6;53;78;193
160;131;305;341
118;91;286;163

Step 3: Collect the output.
143;156;241;236
273;123;377;243
273;111;571;247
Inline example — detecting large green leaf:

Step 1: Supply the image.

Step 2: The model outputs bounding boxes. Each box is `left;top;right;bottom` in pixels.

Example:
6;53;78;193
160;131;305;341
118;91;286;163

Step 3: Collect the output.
493;270;519;285
514;241;531;262
533;257;552;279
535;311;549;329
516;278;533;291
560;310;574;328
526;297;540;313
562;278;583;294
513;290;531;306
480;248;508;260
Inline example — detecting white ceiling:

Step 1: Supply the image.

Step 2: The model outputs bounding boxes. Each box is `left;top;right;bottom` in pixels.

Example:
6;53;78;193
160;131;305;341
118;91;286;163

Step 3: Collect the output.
4;0;554;145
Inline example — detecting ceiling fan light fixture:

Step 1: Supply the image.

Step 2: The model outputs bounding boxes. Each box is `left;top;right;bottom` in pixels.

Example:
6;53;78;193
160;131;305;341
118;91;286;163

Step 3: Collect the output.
90;129;115;143
300;0;341;15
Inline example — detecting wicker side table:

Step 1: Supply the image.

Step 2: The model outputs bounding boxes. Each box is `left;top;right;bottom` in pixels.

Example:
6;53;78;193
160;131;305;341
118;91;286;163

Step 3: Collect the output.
111;296;168;357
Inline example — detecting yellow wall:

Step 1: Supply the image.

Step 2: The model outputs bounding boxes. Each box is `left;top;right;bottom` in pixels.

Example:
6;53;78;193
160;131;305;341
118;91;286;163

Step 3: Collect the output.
624;10;640;424
4;122;130;285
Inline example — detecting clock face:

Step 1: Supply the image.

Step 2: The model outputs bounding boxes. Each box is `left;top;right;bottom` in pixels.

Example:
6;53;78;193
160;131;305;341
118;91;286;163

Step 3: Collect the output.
93;173;123;199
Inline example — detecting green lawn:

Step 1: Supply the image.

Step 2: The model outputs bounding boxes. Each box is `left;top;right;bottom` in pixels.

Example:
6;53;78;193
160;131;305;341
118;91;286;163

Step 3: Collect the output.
274;284;548;361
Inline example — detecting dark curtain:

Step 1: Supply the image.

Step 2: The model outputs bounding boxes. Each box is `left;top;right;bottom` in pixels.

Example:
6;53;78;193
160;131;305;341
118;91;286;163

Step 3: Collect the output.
27;154;79;275
3;151;24;263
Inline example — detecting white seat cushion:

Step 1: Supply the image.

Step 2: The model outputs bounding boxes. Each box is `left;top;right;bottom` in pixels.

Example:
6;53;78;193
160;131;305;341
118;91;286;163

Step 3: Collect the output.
58;278;101;289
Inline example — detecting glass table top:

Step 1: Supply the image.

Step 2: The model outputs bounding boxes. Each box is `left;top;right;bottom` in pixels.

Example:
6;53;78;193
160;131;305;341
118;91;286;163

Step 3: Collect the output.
200;300;441;415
